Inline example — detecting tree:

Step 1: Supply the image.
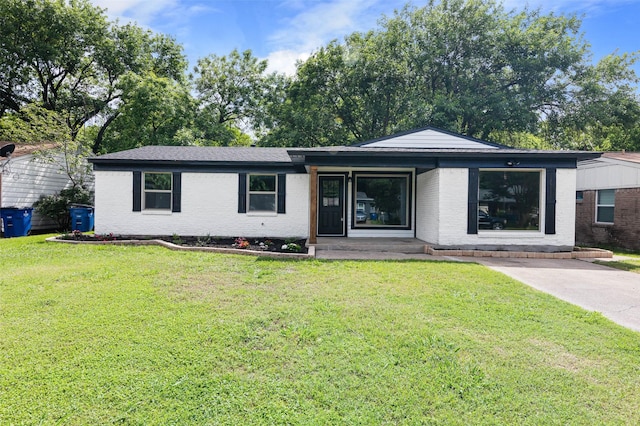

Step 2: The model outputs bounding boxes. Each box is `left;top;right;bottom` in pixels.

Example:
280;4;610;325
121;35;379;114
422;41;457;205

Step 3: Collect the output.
544;53;640;150
192;49;286;145
99;72;196;152
262;0;639;149
0;0;188;153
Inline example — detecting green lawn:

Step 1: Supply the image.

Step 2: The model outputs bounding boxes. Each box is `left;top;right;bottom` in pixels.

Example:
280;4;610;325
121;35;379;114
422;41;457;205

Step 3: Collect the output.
595;251;640;273
2;235;640;425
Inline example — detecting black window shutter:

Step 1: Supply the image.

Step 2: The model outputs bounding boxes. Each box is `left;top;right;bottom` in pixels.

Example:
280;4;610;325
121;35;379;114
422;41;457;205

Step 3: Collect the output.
172;172;181;213
277;173;286;214
545;168;556;234
467;168;479;234
238;173;247;213
133;171;142;212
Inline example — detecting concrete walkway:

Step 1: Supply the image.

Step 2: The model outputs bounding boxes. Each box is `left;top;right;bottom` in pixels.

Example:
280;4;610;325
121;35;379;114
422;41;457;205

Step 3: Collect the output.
316;248;640;333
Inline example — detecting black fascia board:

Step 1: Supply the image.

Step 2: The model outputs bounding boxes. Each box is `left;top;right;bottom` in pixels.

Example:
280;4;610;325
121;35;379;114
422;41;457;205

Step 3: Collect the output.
294;150;599;169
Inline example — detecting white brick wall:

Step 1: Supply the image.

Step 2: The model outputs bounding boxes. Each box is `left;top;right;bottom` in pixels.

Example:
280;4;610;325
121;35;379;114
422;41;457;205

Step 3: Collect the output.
416;169;440;243
428;168;576;249
94;171;309;238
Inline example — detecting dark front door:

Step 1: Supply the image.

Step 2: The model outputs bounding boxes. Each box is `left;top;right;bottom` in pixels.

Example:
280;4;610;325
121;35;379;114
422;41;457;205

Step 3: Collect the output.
318;175;345;236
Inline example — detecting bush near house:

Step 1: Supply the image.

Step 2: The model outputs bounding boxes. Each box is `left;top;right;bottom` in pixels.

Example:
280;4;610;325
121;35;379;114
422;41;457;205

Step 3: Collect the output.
33;187;92;231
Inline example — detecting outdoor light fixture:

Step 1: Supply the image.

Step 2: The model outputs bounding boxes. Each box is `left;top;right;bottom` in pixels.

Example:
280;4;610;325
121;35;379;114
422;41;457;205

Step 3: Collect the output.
505;160;520;167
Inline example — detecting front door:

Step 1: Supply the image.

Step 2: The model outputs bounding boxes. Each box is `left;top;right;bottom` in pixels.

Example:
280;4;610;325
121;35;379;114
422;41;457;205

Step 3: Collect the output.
317;175;345;236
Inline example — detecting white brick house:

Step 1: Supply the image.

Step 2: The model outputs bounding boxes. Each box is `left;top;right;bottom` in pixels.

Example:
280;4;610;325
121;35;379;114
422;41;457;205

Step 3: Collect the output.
89;127;598;252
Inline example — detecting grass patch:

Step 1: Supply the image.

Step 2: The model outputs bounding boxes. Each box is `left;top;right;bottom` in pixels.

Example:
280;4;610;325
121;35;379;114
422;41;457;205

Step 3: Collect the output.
2;235;640;424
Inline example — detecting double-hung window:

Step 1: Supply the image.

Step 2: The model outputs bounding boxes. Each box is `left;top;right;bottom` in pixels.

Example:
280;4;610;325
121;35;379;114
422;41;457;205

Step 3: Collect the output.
596;189;615;223
144;172;172;210
248;174;277;212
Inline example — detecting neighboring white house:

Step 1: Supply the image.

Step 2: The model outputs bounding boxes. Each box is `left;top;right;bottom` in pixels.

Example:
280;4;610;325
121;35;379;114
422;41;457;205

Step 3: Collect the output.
1;149;94;231
89;127;598;252
576;152;640;250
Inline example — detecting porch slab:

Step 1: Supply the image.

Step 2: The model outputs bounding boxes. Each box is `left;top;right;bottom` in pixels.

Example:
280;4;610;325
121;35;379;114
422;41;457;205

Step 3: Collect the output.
311;237;426;254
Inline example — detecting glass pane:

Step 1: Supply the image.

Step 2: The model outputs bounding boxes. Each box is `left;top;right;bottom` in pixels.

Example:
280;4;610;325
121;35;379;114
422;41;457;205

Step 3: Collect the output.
354;176;408;227
145;192;171;209
145;173;172;191
249;175;276;192
479;171;540;231
322;179;340;207
249;194;276;212
597;206;614;223
598;189;615;205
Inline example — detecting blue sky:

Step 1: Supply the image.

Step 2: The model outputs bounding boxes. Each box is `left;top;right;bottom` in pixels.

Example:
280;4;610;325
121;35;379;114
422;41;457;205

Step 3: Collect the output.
91;0;640;76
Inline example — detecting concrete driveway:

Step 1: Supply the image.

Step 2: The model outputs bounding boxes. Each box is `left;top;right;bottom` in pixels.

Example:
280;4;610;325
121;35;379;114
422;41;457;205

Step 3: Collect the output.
467;256;640;333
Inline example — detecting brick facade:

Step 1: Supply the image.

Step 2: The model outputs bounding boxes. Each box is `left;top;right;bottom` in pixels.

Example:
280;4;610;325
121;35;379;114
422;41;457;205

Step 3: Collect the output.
576;188;640;250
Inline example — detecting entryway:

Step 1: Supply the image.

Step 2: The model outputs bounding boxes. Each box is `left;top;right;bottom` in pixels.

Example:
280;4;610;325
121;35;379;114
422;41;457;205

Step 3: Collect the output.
317;175;346;236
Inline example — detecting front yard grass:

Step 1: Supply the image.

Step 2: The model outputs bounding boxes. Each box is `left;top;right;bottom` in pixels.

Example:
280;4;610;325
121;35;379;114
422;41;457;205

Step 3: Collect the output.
2;235;640;424
594;250;640;273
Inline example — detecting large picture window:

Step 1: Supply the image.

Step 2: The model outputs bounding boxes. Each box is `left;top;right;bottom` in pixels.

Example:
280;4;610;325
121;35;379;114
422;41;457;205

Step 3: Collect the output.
353;174;410;228
144;172;172;210
479;170;540;231
596;189;615;223
249;174;277;212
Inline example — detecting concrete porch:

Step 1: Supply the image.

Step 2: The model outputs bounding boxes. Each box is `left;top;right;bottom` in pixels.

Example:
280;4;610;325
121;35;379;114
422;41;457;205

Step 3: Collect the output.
310;237;427;254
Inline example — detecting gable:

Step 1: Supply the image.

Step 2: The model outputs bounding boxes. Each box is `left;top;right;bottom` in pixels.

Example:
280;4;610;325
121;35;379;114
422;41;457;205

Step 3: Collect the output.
356;128;501;149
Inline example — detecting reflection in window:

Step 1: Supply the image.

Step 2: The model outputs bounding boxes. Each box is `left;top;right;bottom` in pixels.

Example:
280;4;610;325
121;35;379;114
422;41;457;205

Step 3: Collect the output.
596;189;615;223
144;172;172;210
479;171;540;231
249;175;276;212
353;174;409;228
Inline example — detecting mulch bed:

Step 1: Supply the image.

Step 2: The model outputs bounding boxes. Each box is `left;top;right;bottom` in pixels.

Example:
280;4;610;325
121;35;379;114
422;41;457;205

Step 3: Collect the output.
57;232;308;254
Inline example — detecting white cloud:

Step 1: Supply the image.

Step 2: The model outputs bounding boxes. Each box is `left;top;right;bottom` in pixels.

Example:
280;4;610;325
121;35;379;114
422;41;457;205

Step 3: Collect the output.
265;0;405;75
91;0;177;24
265;49;310;75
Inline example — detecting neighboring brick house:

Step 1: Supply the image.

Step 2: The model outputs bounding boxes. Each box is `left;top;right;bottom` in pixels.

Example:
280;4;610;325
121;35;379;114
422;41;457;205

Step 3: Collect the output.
576;152;640;250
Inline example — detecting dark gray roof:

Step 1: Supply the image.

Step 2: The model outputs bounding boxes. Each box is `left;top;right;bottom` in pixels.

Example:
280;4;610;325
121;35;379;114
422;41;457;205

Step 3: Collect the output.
90;146;292;164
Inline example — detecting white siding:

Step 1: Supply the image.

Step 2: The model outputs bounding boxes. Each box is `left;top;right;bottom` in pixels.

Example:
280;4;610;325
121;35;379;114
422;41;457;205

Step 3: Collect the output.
429;168;576;249
416;169;440;243
577;159;640;190
1;153;94;230
94;171;309;238
363;129;499;149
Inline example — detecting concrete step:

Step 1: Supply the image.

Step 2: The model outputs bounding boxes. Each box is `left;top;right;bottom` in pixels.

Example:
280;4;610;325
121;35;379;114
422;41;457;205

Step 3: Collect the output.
311;238;426;254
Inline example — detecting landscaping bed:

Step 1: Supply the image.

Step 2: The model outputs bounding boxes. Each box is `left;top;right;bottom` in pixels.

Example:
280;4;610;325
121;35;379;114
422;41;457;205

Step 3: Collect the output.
55;231;308;254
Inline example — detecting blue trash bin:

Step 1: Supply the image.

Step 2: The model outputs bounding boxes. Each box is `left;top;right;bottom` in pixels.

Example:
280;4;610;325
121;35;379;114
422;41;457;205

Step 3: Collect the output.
69;206;94;232
1;207;33;238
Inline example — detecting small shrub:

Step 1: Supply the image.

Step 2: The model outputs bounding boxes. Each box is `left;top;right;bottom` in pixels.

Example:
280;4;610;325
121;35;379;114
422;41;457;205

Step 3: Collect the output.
233;237;250;249
33;187;92;231
281;242;302;253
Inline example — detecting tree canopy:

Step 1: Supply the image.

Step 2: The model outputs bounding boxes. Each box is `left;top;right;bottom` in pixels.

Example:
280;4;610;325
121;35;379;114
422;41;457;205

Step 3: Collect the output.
260;0;640;150
1;0;639;153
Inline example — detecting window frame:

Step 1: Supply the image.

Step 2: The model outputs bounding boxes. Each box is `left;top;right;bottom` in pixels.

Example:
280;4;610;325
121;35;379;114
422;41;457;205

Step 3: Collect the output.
143;172;173;211
596;189;615;224
248;174;277;213
477;169;542;232
351;172;412;230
